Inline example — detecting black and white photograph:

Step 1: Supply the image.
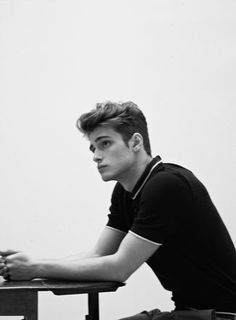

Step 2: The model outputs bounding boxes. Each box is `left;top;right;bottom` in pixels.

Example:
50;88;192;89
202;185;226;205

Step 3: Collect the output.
0;1;235;319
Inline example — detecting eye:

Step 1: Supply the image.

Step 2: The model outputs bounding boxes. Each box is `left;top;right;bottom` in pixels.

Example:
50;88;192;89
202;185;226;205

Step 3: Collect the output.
101;140;111;149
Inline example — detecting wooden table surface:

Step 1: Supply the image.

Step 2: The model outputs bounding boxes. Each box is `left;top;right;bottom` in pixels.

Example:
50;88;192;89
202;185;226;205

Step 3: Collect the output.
0;278;125;294
0;278;125;320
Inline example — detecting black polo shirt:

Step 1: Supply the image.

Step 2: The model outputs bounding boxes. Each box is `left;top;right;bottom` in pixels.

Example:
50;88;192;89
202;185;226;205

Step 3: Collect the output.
106;156;236;312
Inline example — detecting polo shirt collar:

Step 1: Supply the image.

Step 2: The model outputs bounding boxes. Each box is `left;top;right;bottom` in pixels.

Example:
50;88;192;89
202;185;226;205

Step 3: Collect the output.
131;155;163;200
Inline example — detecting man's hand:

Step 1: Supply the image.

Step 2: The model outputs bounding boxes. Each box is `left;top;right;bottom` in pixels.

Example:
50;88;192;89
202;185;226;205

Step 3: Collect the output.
0;256;8;279
0;251;37;281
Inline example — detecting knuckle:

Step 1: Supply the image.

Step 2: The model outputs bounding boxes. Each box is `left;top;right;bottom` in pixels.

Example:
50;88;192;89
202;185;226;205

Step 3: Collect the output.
5;257;12;263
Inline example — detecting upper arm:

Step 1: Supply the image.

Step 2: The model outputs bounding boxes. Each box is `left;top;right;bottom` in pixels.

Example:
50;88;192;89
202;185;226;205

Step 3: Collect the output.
112;231;161;282
92;226;126;257
131;173;192;245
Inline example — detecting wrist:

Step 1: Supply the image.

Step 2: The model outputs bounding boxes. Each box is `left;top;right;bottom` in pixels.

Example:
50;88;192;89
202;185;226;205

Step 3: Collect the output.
32;260;44;279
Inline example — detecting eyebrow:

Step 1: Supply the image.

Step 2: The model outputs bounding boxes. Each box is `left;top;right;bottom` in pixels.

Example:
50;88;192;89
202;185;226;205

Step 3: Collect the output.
89;135;111;152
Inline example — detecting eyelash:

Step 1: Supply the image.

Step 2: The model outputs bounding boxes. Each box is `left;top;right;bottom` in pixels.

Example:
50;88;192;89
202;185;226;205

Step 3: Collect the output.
91;141;111;153
101;141;110;148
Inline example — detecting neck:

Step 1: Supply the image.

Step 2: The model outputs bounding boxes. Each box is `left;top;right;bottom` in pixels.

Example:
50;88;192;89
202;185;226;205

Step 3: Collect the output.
120;154;153;192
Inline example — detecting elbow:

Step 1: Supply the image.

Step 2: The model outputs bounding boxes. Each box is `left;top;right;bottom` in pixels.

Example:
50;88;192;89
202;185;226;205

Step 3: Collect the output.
118;272;131;283
116;265;134;283
109;258;132;283
112;269;128;283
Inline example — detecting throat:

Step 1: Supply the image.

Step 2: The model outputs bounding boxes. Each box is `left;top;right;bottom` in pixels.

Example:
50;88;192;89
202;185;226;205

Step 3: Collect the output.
120;156;153;192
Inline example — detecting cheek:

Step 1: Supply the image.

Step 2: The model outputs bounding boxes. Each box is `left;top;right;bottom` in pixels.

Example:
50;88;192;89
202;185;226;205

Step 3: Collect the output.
107;144;133;163
112;149;129;160
113;151;133;166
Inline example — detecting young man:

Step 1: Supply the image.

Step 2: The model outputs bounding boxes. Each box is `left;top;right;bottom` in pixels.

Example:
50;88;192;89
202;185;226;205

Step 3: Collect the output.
0;101;236;319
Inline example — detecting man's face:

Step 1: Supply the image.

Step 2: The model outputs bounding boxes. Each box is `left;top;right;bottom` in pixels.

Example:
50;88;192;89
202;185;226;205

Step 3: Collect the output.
89;126;135;182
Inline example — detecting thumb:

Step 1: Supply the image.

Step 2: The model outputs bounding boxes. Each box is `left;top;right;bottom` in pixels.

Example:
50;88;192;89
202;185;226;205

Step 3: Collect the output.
0;249;20;257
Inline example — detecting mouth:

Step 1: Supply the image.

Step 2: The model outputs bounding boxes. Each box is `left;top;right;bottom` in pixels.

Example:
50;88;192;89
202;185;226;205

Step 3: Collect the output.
98;165;107;172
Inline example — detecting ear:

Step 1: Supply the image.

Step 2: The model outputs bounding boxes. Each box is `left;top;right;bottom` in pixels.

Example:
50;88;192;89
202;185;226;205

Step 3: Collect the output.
130;133;143;152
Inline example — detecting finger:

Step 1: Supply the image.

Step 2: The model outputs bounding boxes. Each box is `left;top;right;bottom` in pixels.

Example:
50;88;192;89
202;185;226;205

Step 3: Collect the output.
0;250;19;257
4;264;9;272
4;252;22;263
2;265;12;281
0;268;5;276
1;265;9;278
0;266;4;276
5;253;20;263
3;273;11;281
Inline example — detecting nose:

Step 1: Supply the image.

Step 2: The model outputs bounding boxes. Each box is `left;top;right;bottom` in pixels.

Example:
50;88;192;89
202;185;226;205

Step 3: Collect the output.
93;149;103;163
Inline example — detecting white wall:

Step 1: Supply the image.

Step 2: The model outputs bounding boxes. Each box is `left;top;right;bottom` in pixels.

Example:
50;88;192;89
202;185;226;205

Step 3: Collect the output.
0;1;235;319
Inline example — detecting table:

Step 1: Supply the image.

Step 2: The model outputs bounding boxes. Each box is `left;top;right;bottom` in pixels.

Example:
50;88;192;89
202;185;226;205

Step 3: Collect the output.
0;278;125;320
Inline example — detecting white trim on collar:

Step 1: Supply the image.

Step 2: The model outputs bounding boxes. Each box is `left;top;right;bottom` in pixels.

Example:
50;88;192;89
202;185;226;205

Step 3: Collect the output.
132;159;163;200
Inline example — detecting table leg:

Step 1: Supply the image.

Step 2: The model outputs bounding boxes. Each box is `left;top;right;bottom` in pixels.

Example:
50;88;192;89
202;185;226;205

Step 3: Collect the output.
23;309;38;320
86;292;99;320
0;291;38;320
23;315;38;320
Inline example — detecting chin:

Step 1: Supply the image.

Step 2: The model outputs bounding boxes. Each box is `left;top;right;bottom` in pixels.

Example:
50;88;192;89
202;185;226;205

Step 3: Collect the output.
101;176;112;182
100;173;115;182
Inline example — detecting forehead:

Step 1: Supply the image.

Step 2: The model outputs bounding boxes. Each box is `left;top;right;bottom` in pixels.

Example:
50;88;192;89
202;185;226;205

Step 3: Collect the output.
88;126;122;143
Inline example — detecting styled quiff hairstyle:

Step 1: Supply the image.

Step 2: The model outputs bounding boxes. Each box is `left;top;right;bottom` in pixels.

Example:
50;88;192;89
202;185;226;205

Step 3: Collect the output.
76;101;152;156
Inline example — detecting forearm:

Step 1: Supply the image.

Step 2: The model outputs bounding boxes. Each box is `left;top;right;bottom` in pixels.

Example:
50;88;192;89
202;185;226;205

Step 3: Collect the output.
34;254;124;282
59;250;100;261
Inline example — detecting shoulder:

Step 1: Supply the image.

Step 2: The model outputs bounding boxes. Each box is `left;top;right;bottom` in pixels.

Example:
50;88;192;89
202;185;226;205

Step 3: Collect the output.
141;164;193;202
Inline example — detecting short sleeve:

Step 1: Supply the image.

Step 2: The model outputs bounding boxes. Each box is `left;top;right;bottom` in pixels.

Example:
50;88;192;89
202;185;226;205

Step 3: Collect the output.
106;183;129;233
130;173;193;244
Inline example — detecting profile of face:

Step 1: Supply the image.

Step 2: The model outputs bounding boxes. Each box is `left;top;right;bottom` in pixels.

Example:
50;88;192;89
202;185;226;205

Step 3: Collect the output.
88;126;137;182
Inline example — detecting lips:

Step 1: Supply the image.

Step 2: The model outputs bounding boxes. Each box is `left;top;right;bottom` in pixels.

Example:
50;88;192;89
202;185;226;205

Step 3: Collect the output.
98;165;107;171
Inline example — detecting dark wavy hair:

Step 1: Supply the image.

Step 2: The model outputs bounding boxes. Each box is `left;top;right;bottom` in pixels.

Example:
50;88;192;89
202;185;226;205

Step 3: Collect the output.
76;101;152;156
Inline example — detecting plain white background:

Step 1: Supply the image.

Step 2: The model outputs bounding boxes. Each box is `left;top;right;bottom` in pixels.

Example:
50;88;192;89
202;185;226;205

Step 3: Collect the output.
0;1;235;319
